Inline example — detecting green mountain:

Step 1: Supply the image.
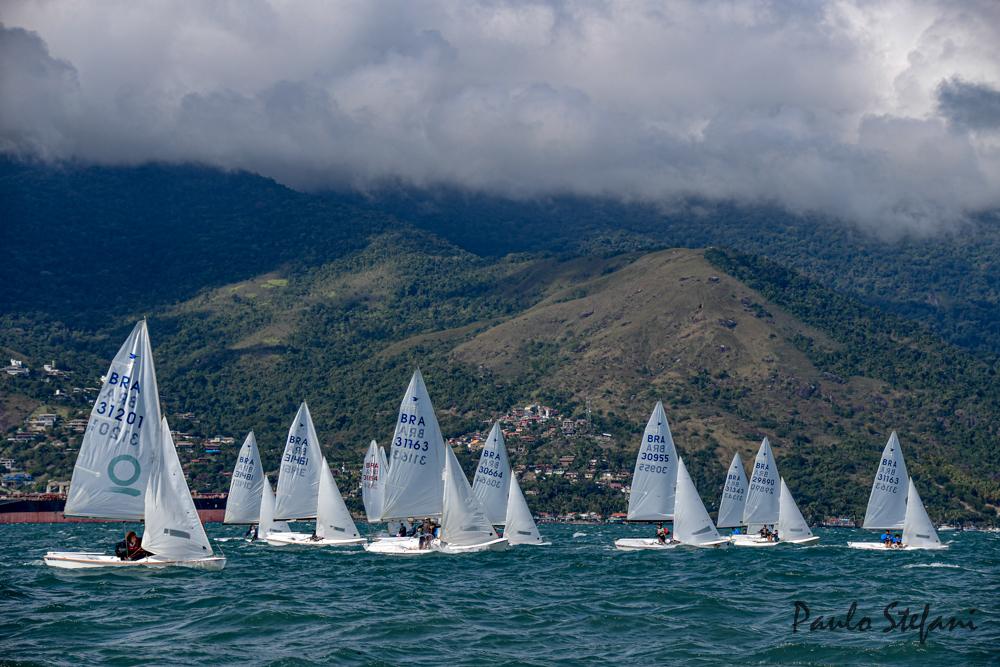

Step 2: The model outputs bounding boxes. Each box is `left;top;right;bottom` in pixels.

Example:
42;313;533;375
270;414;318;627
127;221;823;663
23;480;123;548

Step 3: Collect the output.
1;160;997;524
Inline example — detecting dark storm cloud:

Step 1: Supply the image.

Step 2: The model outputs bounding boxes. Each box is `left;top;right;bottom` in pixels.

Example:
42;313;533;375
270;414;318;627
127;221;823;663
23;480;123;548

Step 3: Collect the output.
1;1;999;235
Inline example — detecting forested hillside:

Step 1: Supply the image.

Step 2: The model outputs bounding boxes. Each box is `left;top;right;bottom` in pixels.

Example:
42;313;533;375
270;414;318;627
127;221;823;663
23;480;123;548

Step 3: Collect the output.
1;160;997;524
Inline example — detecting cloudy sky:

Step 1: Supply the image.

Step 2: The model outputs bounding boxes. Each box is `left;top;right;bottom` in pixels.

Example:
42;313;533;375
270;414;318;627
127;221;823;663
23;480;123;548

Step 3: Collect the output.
2;0;999;234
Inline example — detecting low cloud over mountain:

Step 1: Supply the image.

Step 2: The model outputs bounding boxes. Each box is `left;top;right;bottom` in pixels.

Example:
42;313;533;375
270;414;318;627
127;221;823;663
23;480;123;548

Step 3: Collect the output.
1;1;999;234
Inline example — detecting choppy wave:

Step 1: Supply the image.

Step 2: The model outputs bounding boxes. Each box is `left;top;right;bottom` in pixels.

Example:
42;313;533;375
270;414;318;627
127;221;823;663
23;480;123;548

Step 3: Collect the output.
1;523;997;666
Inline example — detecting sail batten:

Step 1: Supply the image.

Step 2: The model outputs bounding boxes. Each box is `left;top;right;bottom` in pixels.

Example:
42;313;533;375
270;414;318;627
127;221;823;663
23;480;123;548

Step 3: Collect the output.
626;401;679;521
64;320;163;520
472;422;511;525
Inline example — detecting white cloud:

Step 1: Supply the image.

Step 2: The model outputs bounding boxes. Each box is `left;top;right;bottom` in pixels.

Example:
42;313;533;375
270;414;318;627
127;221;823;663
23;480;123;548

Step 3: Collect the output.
1;0;999;234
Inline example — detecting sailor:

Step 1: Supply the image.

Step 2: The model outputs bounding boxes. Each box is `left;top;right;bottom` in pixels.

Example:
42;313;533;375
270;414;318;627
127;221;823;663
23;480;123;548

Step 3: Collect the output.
892;533;903;548
245;524;259;541
396;522;407;537
115;531;151;561
655;522;666;544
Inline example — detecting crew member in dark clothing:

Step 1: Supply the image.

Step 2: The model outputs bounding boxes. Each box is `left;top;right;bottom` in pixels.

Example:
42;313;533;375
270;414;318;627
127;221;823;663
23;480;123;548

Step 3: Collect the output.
115;531;151;561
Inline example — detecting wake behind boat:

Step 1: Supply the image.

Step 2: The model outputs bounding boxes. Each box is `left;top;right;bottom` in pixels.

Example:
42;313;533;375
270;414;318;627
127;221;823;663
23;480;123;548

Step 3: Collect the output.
44;321;225;571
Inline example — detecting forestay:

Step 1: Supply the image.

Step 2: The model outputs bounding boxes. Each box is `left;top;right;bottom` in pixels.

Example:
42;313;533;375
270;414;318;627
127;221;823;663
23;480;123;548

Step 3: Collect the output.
141;418;214;560
224;432;265;524
381;370;446;520
361;440;387;523
441;444;499;547
673;457;723;546
862;431;909;530
65;320;163;520
504;473;544;545
902;480;942;549
743;437;780;528
259;474;289;535
472;422;511;525
274;402;324;521
316;458;360;540
778;478;814;541
626;401;679;521
716;452;748;528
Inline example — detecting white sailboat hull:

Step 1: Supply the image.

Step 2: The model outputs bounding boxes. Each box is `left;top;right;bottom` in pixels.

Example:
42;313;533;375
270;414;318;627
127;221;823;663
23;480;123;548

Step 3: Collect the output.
363;536;435;556
680;538;730;549
434;537;509;554
784;536;820;545
265;531;365;547
730;534;780;548
847;541;949;551
614;538;680;551
43;551;227;571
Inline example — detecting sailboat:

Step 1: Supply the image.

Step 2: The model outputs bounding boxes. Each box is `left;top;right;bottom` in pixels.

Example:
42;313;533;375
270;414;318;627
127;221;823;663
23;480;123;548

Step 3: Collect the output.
732;437;781;547
504;473;549;546
673;458;729;548
44;321;224;570
224;431;265;536
361;439;387;524
268;403;363;547
847;432;911;550
614;401;680;551
716;452;748;533
849;479;946;551
433;444;509;553
472;422;510;526
258;473;289;539
777;478;819;545
364;370;447;555
46;417;226;569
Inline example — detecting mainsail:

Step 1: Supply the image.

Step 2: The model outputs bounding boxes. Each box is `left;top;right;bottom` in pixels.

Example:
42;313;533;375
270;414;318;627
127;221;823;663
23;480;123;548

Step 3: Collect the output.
224;431;265;524
259;474;289;535
65;320;163;520
380;370;446;520
441;444;498;547
862;431;909;530
902;480;942;549
274;402;325;521
316;458;361;540
673;457;723;546
472;422;511;525
716;452;748;528
777;478;814;541
141;418;214;560
504;473;544;546
361;440;388;523
626;401;679;521
743;437;779;528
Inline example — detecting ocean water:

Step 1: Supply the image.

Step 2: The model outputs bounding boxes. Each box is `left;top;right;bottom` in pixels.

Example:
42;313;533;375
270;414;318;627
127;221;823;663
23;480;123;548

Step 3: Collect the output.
0;523;996;666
